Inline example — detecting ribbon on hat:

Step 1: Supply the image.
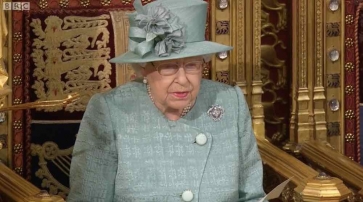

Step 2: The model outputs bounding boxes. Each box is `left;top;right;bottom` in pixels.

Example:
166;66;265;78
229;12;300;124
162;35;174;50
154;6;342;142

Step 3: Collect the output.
129;0;186;57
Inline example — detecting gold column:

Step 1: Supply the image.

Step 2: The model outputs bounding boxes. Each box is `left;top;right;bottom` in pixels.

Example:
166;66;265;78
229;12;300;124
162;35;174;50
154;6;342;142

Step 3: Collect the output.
211;0;231;83
307;0;316;140
250;0;264;137
292;0;344;145
230;0;247;95
324;0;344;152
339;0;345;153
294;0;313;142
290;1;298;142
209;0;262;136
293;0;328;143
313;0;327;141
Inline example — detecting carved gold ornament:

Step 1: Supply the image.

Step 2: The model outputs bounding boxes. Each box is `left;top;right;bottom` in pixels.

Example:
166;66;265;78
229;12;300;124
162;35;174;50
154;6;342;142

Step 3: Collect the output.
101;0;111;6
345;85;354;95
327;74;340;88
13;120;22;130
109;11;139;84
216;71;229;84
293;192;304;202
345;38;354;47
345;15;353;25
347;189;363;201
80;0;90;7
13;53;21;63
38;0;48;9
30;15;112;112
14;144;23;154
327;122;340;136
326;22;340;37
260;0;288;143
216;21;229;35
31;142;73;197
344;110;355;119
345;133;354;143
14;167;23;175
59;0;69;8
13;76;22;85
13;32;22;41
345;62;354;72
13;98;22;105
280;185;295;201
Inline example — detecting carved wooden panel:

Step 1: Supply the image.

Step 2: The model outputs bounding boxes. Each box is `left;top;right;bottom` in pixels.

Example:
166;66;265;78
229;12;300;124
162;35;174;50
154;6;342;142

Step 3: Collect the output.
261;0;292;144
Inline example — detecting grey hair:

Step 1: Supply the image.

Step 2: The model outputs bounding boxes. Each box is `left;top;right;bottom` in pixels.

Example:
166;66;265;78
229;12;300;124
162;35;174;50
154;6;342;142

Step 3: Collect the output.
130;63;145;78
130;54;213;76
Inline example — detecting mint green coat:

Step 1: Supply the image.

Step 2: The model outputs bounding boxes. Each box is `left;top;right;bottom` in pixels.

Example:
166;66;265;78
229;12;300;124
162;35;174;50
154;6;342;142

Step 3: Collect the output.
68;79;265;202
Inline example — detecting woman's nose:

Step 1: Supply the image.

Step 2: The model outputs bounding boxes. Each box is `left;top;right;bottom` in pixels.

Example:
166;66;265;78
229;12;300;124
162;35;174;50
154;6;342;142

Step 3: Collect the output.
174;67;188;84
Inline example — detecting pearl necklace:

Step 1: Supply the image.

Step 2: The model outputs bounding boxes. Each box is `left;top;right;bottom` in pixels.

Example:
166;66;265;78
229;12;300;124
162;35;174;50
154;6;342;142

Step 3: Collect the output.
146;84;192;118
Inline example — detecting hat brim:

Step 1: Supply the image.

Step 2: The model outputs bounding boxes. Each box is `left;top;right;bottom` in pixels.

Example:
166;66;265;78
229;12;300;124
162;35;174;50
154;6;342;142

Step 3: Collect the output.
109;41;233;64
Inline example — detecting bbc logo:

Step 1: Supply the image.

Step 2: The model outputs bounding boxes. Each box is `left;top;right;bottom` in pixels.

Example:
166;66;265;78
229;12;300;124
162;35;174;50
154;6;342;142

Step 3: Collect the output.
3;2;30;10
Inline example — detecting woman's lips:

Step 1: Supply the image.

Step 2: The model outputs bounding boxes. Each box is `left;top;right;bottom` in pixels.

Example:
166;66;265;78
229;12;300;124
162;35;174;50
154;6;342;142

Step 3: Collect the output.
172;92;189;99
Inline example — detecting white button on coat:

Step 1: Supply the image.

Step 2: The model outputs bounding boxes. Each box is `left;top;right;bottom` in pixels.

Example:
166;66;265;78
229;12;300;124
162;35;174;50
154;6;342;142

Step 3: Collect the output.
182;190;194;201
195;133;207;145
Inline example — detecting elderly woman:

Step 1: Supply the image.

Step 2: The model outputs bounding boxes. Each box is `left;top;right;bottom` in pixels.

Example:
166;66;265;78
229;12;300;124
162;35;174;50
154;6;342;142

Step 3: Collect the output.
68;0;265;201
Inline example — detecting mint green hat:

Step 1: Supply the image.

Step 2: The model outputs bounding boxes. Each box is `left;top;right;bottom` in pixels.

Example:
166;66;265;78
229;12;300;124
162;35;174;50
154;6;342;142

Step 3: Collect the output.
109;0;233;64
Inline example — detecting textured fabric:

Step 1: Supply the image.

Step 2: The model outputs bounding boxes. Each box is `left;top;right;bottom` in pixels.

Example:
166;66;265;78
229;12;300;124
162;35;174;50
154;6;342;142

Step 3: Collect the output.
68;79;265;202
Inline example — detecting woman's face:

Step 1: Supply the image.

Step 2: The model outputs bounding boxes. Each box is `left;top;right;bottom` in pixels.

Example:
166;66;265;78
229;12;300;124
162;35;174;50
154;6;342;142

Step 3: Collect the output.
142;56;204;111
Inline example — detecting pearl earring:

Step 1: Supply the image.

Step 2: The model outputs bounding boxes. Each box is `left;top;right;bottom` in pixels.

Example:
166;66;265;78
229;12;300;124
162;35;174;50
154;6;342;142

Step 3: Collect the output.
143;77;147;84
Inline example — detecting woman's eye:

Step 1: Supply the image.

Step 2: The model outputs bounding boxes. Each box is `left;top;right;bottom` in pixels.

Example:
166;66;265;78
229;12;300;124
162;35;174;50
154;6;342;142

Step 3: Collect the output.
165;64;178;69
185;62;200;70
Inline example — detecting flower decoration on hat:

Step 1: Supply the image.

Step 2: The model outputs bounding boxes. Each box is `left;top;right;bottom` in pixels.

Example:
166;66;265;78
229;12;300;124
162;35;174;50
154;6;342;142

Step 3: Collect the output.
129;0;186;58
